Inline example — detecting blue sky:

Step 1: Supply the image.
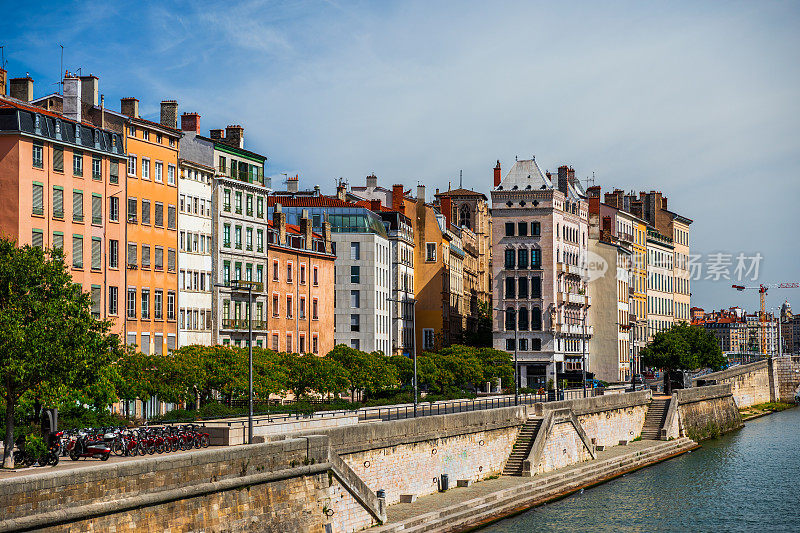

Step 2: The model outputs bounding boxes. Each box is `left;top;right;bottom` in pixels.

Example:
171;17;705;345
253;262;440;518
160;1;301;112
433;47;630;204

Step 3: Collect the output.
2;0;799;311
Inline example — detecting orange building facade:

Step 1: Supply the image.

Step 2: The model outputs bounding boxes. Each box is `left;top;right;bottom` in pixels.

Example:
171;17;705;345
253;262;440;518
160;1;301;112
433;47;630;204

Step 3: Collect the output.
0;80;127;336
120;97;181;355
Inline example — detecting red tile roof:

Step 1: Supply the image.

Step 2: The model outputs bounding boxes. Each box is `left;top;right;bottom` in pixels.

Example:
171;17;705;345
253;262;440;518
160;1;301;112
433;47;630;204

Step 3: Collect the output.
267;196;353;208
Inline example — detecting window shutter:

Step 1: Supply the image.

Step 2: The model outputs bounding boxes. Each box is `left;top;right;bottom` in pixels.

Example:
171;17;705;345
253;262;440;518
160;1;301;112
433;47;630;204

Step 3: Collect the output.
91;238;101;270
127;243;137;266
91;286;101;316
92;194;102;224
52;232;63;250
142;245;150;268
127;198;137;223
73;235;83;268
155;247;163;270
53;147;64;172
32;183;44;215
167;205;176;229
73;191;83;221
168;249;176;272
53;188;64;218
110;161;119;183
32;230;44;248
155;203;163;227
142;200;150;225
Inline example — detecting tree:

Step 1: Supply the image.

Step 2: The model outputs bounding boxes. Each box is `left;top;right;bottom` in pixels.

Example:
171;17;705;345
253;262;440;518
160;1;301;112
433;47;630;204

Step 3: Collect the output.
640;323;724;394
0;240;123;468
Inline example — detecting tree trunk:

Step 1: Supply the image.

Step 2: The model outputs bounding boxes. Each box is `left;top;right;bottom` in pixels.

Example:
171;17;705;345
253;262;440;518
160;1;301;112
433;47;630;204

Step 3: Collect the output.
3;389;15;469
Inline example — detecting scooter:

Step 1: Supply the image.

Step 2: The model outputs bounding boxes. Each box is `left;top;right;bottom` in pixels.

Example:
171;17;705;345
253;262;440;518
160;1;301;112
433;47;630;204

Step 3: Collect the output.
67;432;112;461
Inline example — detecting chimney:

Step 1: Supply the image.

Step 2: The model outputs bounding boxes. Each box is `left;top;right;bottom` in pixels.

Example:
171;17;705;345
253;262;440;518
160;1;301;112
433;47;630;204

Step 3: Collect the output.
366;173;378;188
63;74;81;123
79;75;99;107
225;125;244;148
10;75;33;102
493;160;501;187
120;97;139;118
100;94;105;128
209;128;224;140
392;184;405;214
416;184;425;203
322;214;333;254
661;196;668;211
313;185;321;196
587;185;601;216
274;203;286;245
567;167;576;185
370;199;382;212
300;209;313;250
287;174;299;193
0;68;6;96
441;196;452;227
601;216;612;242
336;182;346;201
180;112;200;133
160;100;178;128
557;165;569;195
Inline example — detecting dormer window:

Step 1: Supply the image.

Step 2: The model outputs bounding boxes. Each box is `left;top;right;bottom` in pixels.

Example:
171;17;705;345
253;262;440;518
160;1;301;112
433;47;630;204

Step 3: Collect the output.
34;114;41;131
55;121;61;135
75;125;81;140
94;130;99;144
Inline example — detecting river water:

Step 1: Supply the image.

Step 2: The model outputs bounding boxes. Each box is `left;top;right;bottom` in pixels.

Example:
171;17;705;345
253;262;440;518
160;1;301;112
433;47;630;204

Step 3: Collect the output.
481;406;800;533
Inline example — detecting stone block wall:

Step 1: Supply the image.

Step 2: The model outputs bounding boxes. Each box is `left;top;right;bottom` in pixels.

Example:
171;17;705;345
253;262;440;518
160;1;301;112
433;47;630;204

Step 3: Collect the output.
675;384;743;441
693;360;771;408
535;419;593;474
773;355;800;401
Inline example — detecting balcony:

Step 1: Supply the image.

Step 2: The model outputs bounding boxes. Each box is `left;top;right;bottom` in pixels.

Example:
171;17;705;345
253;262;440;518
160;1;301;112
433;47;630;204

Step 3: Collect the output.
618;231;634;243
557;262;587;278
555;323;594;336
222;318;268;331
558;291;590;306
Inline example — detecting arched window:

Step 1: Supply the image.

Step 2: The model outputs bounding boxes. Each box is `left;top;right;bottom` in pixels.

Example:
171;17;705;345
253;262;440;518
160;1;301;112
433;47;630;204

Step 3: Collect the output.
531;307;542;331
518;307;529;331
505;307;516;331
459;204;471;229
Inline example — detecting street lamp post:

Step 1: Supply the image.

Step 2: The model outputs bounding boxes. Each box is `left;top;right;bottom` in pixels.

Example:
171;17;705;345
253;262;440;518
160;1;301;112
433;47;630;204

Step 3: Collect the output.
494;306;518;406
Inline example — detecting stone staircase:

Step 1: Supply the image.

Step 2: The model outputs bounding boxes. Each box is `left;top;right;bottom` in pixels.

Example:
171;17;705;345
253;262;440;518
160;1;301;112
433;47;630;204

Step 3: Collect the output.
502;418;542;476
641;398;670;440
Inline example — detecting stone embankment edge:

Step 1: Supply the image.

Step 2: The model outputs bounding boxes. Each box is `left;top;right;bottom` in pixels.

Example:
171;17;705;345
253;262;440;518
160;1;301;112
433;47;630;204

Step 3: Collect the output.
374;440;699;533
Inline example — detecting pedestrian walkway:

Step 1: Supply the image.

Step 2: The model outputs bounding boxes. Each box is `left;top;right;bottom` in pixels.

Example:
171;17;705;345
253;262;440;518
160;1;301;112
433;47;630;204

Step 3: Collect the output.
372;438;698;532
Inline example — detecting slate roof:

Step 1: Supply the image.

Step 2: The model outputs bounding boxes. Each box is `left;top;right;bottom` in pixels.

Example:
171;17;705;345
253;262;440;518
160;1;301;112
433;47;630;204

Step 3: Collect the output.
496;159;552;191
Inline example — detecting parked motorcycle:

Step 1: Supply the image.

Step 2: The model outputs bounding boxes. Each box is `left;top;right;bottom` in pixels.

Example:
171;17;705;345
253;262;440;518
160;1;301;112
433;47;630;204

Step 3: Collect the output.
67;432;111;461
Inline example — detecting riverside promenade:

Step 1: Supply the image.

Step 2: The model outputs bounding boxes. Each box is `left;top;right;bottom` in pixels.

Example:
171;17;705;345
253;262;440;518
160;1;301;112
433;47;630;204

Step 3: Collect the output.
370;437;698;533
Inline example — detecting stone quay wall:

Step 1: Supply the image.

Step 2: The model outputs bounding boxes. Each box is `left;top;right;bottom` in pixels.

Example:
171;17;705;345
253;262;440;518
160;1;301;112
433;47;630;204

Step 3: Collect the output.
534;390;651;446
675;384;743;441
292;405;527;505
0;436;377;533
692;360;772;408
773;355;800;401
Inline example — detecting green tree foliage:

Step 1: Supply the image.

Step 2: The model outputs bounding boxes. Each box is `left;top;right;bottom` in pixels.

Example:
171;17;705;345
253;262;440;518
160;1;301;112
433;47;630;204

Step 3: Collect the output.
0;240;123;468
640;323;725;394
417;345;512;394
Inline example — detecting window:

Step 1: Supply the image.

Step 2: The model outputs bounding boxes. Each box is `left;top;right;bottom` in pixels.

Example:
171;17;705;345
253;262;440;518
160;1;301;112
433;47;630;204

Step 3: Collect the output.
518;277;528;299
350;242;360;260
505;277;515;299
73;151;83;176
532;338;542;350
167;164;176;186
505;307;516;331
53;147;64;172
52;231;63;251
312;298;319;320
531;249;541;269
91;238;102;270
32;143;43;168
287;262;293;283
92;157;102;180
223;261;230;284
505;222;515;237
73;190;83;222
519;338;528;351
108;286;118;315
92;194;102;225
167;291;175;321
109;196;119;222
531;221;541;236
154;290;163;320
256;230;264;252
109;239;118;268
127;288;136;318
127;243;137;268
350;339;360;350
154;202;164;227
517;249;529;269
127;155;137;176
299;264;306;284
127;197;137;223
223;224;231;247
141;245;151;268
142;130;149;141
31;229;43;248
72;235;83;268
32;182;44;216
506;338;515;351
52;186;64;218
91;286;101;318
299;297;306;318
167;205;176;229
246;194;253;216
141;158;149;180
256;197;264;218
246;228;253;250
350;266;360;284
350;314;360;332
423;328;435;350
518;307;529;331
110;161;119;184
235;191;242;213
273;260;279;281
350;290;360;308
167;248;176;272
287;295;293;318
313;266;319;286
531;307;542;331
142;290;152;319
272;294;279;317
299;335;306;354
504;248;515;269
223;189;231;211
426;243;436;262
312;335;319;355
141;199;151;225
256;265;264;283
517;222;528;237
154;161;163;183
235;226;242;249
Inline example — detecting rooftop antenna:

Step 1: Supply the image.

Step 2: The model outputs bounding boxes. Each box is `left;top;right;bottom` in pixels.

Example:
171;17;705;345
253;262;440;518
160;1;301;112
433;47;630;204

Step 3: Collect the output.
582;171;596;189
459;169;463;189
1;45;6;70
59;44;63;94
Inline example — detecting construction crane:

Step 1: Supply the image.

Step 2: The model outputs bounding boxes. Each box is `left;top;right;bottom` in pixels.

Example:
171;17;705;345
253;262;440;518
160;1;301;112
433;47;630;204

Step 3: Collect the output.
732;283;799;354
